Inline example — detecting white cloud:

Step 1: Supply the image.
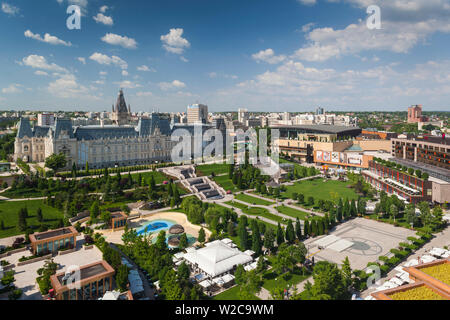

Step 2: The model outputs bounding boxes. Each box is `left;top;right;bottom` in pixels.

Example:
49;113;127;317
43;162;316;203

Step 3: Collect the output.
2;84;22;94
101;33;137;49
293;0;450;62
297;0;317;5
21;55;68;73
122;70;129;76
252;49;286;64
99;5;108;13
77;57;86;64
34;70;49;76
24;30;72;46
161;28;190;54
136;91;153;97
48;73;93;99
93;13;113;26
180;56;189;63
208;72;217;79
115;80;142;89
89;52;128;69
158;80;186;91
1;2;19;16
99;71;107;76
137;65;156;72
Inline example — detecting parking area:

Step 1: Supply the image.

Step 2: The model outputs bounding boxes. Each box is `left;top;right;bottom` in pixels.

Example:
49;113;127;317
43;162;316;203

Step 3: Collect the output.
3;236;103;300
304;218;417;270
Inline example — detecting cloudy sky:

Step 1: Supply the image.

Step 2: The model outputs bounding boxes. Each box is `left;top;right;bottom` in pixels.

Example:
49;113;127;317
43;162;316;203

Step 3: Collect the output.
1;0;450;112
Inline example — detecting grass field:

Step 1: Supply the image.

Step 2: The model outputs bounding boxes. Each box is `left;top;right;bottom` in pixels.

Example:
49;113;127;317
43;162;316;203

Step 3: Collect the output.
235;193;275;206
196;163;230;177
262;269;310;292
275;205;310;221
131;171;168;185
0;200;64;238
283;179;359;203
213;175;238;193
225;201;284;224
213;285;260;300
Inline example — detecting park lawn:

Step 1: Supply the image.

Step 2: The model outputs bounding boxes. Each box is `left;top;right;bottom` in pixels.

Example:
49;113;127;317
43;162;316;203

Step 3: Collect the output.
213;175;238;193
235;193;275;206
131;171;168;185
284;179;359;203
225;201;285;224
275;205;310;221
213;285;260;300
262;269;310;292
196;163;230;177
0;200;64;238
1;188;46;199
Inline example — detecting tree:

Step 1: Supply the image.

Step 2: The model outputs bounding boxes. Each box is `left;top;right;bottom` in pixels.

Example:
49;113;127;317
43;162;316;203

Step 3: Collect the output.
301;261;349;300
310;219;318;237
350;199;357;217
341;257;352;289
44;153;67;172
234;265;246;285
18;208;27;232
297;194;304;204
263;228;275;254
177;262;190;281
389;204;399;222
90;201;100;220
0;220;4;230
273;243;307;274
317;218;324;235
295;218;302;240
116;265;130;292
276;223;284;246
179;233;188;249
285;221;296;244
303;219;309;238
405;204;418;227
307;196;315;207
251;225;262;256
198;228;206;243
36;207;43;223
238;220;249;250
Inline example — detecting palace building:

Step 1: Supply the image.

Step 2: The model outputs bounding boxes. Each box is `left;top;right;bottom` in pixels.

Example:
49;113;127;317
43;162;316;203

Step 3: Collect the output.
14;90;175;170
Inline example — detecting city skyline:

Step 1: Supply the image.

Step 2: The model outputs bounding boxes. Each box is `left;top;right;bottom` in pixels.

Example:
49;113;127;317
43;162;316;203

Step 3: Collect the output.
1;0;450;112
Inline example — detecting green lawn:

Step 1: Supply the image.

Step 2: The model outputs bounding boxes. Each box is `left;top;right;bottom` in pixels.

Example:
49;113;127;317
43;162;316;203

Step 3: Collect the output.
213;285;260;300
235;193;275;206
275;205;310;221
131;171;168;185
225;201;284;224
196;163;230;177
262;269;310;292
213;175;238;193
0;200;64;238
284;179;359;203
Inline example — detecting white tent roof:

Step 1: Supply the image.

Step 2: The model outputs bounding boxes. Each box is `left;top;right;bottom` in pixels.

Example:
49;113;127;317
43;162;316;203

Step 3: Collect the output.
222;274;234;283
221;238;233;245
244;250;255;256
101;291;121;300
199;279;213;288
183;240;253;277
429;248;447;257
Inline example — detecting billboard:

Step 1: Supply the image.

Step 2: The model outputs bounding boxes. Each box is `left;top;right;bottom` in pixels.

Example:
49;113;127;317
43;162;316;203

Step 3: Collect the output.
323;152;331;162
331;152;339;163
315;150;366;167
316;151;323;161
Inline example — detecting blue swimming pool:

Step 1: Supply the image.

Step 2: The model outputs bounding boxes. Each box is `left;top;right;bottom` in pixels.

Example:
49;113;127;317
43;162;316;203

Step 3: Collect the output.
136;219;175;236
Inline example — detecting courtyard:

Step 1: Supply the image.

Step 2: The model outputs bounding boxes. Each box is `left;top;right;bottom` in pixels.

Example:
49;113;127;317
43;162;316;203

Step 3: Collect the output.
304;217;417;270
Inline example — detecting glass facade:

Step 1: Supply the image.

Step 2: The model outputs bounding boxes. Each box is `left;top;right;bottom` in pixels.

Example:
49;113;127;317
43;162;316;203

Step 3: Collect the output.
34;236;75;255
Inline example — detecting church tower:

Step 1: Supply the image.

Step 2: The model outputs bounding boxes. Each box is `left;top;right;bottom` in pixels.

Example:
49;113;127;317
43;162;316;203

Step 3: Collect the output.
111;89;131;126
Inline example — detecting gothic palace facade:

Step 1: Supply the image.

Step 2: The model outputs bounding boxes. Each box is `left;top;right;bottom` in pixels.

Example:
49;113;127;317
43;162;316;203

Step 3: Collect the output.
14;90;175;170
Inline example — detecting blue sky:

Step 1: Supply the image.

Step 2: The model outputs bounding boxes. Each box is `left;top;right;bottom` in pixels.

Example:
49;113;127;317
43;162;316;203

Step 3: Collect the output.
1;0;450;112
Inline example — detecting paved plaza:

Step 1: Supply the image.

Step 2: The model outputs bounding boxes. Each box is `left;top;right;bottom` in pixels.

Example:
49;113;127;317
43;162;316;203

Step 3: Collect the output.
304;218;417;270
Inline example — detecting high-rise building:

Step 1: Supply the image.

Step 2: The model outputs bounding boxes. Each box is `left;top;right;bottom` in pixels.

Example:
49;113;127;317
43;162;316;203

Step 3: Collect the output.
37;113;55;126
238;108;248;124
187;104;208;124
407;105;424;123
316;107;324;115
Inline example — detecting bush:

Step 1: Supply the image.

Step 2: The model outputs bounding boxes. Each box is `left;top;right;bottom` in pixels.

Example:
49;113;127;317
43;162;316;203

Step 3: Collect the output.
380;264;390;275
8;289;22;300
